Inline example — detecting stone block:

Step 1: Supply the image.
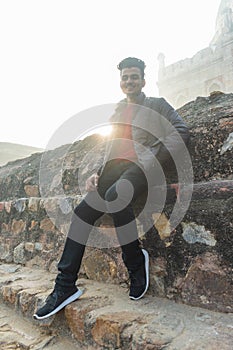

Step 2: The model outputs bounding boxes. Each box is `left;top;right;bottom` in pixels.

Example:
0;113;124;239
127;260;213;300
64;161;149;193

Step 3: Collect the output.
132;313;184;349
4;201;12;213
41;198;58;212
25;256;45;269
1;222;10;233
65;297;107;343
91;311;143;349
2;285;23;306
149;257;167;297
13;199;27;212
11;219;26;234
181;222;216;246
34;242;43;251
152;212;171;240
13;243;26;264
40;218;55;232
0;243;11;262
18;289;38;316
83;249;119;283
28;197;40;211
24;184;39;197
25;242;34;252
178;253;233;312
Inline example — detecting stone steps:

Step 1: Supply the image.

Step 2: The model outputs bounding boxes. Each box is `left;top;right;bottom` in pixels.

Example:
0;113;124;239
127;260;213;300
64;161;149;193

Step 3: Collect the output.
0;303;77;350
0;263;233;349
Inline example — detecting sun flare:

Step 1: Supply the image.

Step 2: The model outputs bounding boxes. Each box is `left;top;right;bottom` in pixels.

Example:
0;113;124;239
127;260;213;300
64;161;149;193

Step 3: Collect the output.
96;125;112;136
82;125;112;139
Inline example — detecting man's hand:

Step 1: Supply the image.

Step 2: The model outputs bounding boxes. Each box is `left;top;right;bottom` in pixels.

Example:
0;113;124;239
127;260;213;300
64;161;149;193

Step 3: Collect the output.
85;173;99;192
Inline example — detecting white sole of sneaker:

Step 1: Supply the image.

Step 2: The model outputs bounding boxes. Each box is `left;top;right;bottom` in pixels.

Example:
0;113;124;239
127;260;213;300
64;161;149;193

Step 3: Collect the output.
33;289;83;320
129;249;149;301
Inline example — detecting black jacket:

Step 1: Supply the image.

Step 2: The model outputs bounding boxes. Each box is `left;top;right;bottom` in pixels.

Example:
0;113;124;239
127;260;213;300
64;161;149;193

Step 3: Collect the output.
98;92;190;175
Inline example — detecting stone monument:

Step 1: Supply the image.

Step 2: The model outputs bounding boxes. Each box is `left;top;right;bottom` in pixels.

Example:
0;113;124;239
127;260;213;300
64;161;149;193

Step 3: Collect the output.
157;0;233;108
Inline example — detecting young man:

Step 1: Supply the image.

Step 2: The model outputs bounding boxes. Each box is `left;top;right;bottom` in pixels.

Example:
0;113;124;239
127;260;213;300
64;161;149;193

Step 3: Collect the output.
34;57;189;320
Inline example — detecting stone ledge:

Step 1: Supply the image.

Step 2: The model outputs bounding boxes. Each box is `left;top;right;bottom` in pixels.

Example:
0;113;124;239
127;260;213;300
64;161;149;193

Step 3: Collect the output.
0;263;233;349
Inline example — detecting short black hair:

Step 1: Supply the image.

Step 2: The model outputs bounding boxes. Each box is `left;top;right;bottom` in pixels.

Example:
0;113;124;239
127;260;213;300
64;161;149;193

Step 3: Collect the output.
117;57;146;79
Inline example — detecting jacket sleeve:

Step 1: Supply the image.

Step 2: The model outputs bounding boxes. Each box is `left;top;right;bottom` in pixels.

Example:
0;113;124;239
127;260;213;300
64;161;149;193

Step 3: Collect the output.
154;98;190;164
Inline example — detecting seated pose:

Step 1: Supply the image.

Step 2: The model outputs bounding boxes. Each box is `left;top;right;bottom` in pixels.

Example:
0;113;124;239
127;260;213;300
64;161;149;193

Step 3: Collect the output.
34;57;189;320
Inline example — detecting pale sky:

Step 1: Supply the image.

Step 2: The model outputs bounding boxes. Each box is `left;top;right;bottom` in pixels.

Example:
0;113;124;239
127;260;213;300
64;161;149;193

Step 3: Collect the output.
0;0;221;148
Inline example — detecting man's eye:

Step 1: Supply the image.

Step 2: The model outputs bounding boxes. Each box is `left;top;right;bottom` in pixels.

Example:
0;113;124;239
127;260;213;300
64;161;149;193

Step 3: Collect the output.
122;75;140;81
131;75;139;80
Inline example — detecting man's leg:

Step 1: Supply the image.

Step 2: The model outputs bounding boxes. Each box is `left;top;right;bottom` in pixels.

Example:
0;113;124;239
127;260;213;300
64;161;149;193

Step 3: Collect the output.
55;194;105;290
34;161;133;319
104;162;150;300
55;160;148;293
54;161;138;290
33;194;105;319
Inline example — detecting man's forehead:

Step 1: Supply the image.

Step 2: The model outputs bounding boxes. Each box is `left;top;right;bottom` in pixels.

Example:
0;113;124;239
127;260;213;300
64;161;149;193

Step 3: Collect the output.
120;67;141;75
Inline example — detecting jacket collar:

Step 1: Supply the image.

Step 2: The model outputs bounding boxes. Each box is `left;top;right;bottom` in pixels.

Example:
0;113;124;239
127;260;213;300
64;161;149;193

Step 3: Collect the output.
110;92;146;122
116;92;146;111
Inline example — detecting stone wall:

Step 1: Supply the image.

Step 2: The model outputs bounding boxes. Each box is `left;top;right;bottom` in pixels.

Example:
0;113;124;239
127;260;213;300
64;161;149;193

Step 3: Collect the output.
0;92;233;313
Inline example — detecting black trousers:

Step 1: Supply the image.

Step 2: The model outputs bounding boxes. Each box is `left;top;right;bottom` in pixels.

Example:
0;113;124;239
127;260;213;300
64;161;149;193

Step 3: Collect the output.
55;160;148;290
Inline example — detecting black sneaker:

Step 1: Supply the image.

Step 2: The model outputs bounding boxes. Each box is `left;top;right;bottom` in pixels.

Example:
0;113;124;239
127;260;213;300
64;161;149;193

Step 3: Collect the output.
33;287;83;320
129;249;149;300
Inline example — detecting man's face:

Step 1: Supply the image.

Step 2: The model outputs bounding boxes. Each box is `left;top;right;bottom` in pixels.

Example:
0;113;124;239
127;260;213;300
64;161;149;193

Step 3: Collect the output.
120;67;145;97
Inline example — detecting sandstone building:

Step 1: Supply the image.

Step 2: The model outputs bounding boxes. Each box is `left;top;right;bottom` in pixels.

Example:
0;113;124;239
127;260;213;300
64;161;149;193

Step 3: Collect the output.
157;0;233;108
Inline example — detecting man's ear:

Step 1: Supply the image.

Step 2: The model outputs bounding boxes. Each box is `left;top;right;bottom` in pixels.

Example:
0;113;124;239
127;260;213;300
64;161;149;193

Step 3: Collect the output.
142;79;146;87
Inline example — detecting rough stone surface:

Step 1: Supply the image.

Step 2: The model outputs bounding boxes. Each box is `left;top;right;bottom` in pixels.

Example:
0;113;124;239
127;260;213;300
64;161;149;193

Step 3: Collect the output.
181;222;217;246
0;263;233;349
176;252;233;313
0;92;232;313
13;242;26;264
0;303;79;350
